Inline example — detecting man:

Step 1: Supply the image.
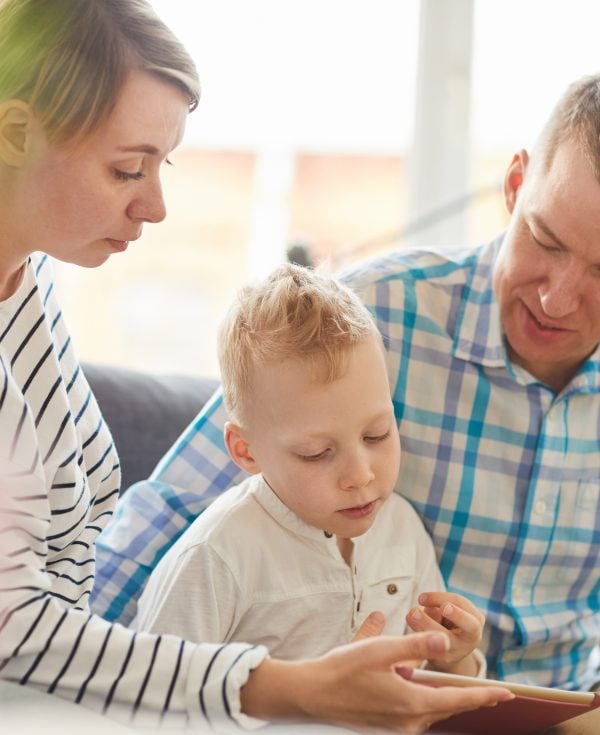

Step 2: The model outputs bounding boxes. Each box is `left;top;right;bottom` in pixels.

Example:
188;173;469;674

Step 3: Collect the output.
92;74;600;733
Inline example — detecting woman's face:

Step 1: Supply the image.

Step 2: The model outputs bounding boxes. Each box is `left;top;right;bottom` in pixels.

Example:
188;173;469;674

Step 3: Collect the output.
10;70;189;268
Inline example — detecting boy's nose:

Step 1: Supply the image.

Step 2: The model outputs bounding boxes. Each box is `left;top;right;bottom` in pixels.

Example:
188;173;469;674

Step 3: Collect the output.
339;454;375;491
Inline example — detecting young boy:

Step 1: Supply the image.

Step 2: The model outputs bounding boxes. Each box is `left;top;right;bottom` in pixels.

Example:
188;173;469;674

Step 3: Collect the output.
135;264;485;676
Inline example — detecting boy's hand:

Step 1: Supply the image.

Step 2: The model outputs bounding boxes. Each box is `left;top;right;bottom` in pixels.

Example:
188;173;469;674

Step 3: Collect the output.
406;591;484;675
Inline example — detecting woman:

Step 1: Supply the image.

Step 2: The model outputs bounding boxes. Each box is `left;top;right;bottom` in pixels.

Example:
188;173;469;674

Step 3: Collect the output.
0;0;511;729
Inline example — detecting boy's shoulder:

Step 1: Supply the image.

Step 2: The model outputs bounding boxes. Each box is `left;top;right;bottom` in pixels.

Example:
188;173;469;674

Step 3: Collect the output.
378;492;429;538
180;474;264;543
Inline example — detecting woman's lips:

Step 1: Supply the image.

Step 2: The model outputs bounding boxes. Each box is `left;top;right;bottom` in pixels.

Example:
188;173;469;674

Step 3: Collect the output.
106;238;129;252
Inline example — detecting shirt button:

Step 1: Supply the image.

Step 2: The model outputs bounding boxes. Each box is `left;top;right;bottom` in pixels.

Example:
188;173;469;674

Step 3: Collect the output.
534;500;546;515
324;531;333;538
387;584;398;595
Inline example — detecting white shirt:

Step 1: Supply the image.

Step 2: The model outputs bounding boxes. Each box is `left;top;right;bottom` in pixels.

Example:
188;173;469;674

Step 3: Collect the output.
135;474;447;660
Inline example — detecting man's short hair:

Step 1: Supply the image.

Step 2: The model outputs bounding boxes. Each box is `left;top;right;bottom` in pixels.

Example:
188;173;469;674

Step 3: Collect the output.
536;74;600;180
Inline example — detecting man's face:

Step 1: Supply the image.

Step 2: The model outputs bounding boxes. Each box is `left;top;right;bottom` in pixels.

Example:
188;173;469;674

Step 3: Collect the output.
493;140;600;391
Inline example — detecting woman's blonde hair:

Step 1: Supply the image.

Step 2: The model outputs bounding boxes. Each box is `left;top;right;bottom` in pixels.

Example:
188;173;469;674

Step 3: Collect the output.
0;0;200;145
218;263;380;422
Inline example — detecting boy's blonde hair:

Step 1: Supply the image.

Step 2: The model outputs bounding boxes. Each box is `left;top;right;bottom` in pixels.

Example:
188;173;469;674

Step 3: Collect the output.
218;263;380;422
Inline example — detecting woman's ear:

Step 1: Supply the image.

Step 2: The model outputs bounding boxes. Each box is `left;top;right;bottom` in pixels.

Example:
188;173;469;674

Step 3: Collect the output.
0;100;36;167
224;421;261;475
503;149;529;215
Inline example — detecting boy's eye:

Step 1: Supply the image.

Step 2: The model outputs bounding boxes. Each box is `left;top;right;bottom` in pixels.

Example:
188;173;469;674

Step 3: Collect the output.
114;168;145;182
298;449;329;462
365;430;391;443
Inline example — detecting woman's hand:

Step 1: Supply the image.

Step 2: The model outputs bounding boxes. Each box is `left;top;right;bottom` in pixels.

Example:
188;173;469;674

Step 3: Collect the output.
240;631;513;733
406;592;485;676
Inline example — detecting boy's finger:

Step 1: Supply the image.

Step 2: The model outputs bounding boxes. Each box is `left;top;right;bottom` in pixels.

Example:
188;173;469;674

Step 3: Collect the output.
352;611;386;642
439;603;481;639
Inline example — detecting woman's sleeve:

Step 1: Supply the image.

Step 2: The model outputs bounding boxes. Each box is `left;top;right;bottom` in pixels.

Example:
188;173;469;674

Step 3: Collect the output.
0;388;267;730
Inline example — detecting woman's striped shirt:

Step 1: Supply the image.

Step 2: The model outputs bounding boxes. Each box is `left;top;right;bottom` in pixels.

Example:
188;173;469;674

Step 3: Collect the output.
0;253;266;729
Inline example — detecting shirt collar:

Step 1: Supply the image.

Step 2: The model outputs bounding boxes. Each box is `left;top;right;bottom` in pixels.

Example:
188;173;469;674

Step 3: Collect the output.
252;474;340;548
451;235;507;367
251;475;380;560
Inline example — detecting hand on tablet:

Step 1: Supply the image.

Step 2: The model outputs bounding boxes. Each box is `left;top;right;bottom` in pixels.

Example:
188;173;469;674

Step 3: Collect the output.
406;591;485;676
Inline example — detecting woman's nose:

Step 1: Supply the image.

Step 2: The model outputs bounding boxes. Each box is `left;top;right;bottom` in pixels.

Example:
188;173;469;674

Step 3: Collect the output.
126;178;167;224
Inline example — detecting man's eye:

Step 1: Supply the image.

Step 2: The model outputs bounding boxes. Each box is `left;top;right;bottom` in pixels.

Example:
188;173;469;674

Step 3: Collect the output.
531;233;559;253
114;169;145;182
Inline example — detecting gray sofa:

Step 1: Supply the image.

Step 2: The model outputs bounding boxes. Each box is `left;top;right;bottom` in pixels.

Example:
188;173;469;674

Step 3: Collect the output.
83;363;219;493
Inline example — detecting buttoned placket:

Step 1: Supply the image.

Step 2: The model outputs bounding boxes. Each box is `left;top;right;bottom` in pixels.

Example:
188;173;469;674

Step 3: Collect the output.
350;559;362;629
325;530;362;630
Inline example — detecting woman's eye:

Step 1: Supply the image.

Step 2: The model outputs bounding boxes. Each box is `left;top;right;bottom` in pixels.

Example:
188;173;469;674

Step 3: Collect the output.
114;169;145;182
365;430;390;443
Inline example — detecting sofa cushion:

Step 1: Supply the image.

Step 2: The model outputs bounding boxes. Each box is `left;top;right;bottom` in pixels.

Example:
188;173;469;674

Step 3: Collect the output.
83;363;219;493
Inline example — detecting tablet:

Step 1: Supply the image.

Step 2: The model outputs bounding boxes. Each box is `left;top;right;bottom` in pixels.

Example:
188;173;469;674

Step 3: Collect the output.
396;666;600;735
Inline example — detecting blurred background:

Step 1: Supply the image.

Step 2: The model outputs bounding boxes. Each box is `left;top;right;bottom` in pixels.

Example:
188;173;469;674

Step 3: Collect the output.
54;0;600;378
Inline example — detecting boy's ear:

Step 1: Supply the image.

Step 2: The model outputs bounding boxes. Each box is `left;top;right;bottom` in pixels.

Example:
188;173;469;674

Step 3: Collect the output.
224;421;261;475
0;100;36;167
504;149;529;215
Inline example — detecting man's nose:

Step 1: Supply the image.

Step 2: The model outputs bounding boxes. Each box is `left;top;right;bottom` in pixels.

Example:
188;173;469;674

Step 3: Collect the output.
539;268;581;318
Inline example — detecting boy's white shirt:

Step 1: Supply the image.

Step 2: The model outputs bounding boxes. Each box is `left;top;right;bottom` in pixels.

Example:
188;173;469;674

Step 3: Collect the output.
135;474;486;674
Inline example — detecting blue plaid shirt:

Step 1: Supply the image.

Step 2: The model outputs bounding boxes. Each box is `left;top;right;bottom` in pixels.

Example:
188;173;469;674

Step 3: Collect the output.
92;236;600;691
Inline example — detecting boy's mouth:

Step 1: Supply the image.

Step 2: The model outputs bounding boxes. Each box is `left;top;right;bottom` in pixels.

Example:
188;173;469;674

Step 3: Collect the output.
337;500;376;519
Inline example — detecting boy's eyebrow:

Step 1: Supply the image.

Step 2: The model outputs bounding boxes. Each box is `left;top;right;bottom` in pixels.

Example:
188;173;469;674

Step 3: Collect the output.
530;213;566;248
297;409;394;441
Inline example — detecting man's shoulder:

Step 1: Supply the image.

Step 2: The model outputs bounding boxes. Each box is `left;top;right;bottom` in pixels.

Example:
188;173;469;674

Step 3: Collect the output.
339;244;485;294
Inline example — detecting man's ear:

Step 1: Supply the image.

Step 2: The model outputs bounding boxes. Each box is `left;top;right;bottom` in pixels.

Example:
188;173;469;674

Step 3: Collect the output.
224;421;261;475
0;100;36;167
504;149;529;215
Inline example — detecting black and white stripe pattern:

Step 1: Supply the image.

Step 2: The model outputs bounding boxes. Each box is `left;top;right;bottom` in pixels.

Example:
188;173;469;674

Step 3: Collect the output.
0;254;267;728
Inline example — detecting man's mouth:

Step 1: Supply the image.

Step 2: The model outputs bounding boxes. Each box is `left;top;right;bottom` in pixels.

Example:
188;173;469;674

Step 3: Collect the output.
525;303;570;332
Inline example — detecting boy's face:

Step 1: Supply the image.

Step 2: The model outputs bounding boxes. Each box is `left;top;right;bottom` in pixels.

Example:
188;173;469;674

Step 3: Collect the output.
239;333;401;540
